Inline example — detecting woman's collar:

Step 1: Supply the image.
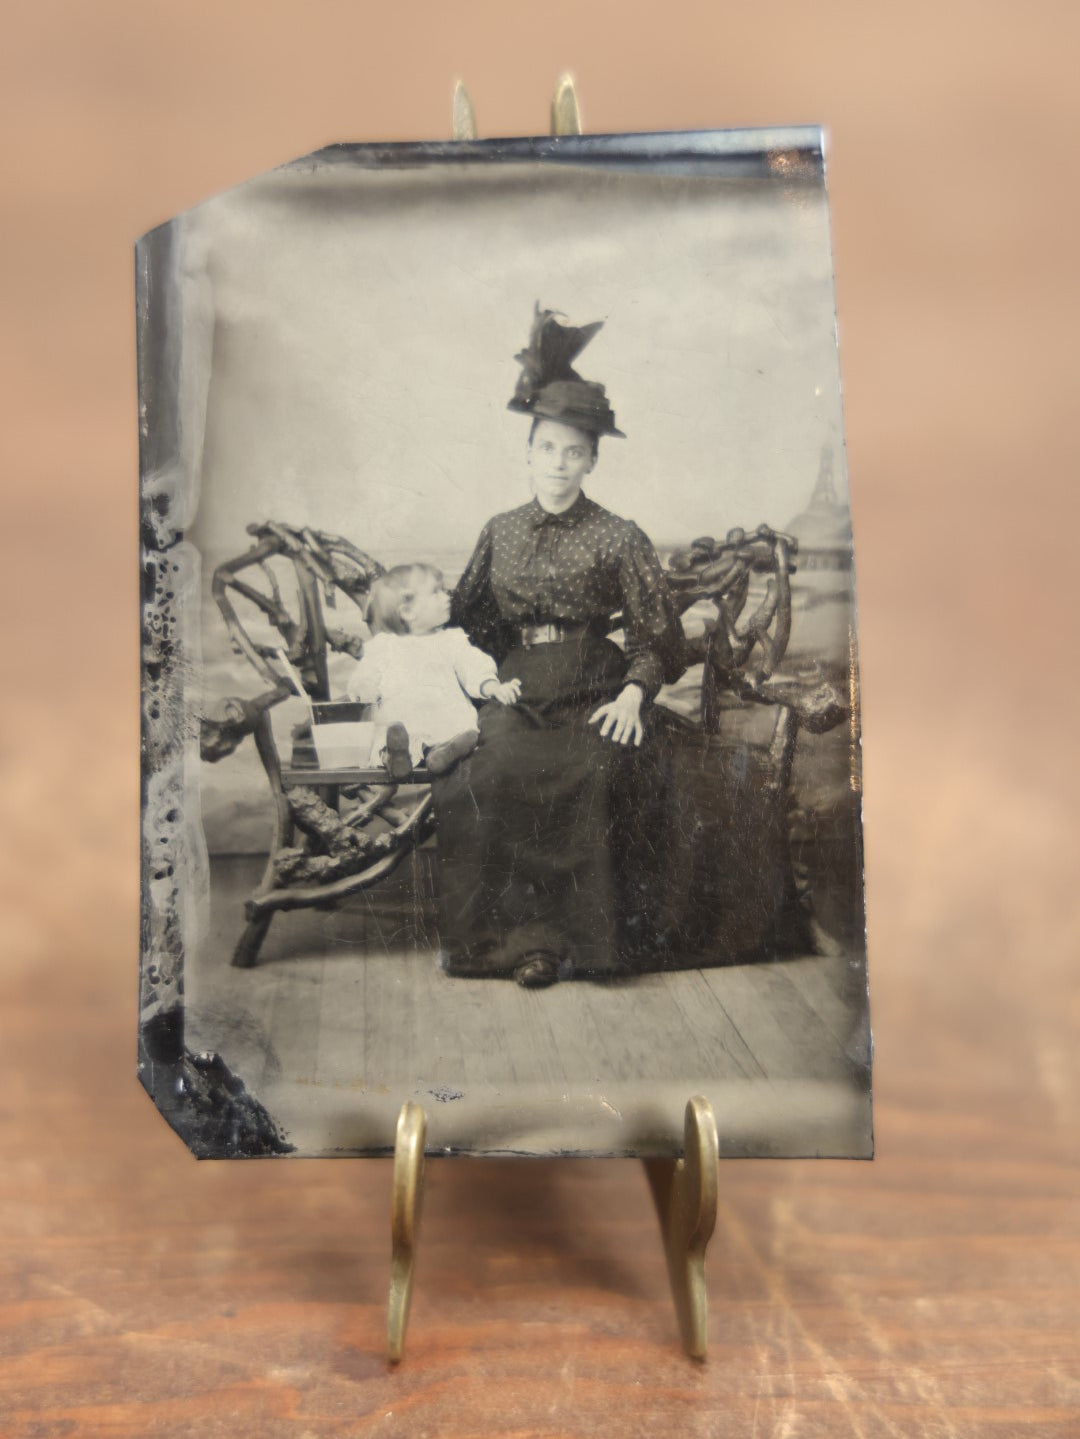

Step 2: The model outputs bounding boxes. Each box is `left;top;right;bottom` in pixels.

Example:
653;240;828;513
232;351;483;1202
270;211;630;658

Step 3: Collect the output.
528;491;591;528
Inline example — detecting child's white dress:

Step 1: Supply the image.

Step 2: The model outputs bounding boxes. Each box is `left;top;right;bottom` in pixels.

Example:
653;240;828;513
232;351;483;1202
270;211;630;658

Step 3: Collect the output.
345;627;498;764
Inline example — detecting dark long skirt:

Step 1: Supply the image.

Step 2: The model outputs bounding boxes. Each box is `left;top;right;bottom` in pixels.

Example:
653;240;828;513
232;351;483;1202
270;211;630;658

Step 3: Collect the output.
431;636;664;978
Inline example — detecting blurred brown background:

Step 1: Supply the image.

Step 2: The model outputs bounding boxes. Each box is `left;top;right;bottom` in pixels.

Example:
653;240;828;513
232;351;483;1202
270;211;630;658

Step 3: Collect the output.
2;3;1077;1435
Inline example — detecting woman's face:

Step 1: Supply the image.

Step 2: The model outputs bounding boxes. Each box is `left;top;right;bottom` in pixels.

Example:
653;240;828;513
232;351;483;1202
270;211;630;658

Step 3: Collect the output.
527;419;595;512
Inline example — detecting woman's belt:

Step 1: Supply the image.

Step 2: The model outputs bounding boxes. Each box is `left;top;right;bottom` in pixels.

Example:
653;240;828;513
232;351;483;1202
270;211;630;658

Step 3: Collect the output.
519;621;593;647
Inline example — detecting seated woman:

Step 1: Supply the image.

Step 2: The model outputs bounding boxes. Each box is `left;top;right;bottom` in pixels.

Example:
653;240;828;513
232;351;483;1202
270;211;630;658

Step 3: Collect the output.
431;307;686;987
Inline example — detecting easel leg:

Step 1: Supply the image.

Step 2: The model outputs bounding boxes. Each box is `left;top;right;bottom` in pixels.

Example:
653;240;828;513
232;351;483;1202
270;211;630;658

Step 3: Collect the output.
387;1101;427;1363
643;1096;719;1360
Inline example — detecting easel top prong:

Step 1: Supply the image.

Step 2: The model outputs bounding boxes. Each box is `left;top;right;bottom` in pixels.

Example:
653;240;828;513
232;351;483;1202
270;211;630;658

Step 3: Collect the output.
551;71;583;136
451;79;477;141
449;74;583;141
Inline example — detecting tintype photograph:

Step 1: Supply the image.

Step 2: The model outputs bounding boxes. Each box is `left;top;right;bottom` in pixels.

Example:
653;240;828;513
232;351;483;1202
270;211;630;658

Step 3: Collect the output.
138;128;872;1159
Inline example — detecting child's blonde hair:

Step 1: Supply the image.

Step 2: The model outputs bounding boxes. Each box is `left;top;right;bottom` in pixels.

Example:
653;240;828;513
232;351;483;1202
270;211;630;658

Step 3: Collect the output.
367;564;445;636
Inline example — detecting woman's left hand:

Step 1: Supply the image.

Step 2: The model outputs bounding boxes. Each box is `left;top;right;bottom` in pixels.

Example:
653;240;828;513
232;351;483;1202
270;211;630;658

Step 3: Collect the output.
588;684;645;747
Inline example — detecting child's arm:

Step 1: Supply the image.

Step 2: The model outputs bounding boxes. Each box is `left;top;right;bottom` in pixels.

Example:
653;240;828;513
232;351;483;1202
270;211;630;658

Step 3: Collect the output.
480;676;522;706
345;641;381;703
451;632;501;700
450;631;521;706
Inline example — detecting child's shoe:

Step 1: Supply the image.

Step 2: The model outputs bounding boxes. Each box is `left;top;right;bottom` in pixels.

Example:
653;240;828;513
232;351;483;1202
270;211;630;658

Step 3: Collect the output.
384;723;413;780
424;729;479;776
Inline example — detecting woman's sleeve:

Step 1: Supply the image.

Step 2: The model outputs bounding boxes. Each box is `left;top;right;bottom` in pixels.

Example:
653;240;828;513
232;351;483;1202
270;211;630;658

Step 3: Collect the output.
619;525;687;698
450;522;509;661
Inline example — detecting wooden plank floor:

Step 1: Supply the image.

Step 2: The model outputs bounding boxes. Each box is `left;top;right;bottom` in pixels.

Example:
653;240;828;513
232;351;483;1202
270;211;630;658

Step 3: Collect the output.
185;855;871;1156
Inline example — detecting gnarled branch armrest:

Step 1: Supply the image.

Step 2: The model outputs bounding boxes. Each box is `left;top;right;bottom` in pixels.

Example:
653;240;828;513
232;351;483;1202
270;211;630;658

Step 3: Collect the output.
200;681;294;762
722;672;849;734
667;525;800;729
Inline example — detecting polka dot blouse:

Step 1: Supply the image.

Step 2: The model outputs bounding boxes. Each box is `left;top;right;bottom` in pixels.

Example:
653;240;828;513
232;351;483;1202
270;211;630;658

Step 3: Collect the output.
451;492;685;698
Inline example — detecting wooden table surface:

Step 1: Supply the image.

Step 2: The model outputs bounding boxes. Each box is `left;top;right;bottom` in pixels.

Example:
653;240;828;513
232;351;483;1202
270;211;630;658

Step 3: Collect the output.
2;3;1078;1434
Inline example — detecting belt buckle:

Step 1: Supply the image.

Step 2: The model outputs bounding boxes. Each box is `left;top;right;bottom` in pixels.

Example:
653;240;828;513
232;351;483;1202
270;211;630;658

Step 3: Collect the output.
523;621;568;647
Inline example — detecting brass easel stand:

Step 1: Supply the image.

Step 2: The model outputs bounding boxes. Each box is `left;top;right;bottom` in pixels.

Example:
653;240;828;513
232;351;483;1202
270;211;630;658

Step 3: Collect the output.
387;1101;426;1363
643;1096;720;1359
387;77;719;1363
388;1093;719;1362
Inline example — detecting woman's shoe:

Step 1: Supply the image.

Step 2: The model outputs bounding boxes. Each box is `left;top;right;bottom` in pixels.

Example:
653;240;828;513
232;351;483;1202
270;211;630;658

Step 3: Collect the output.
384;723;412;780
513;952;562;988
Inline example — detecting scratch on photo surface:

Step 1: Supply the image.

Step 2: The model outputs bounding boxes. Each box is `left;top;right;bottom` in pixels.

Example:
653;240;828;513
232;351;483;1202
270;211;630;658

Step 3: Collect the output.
428;1085;463;1103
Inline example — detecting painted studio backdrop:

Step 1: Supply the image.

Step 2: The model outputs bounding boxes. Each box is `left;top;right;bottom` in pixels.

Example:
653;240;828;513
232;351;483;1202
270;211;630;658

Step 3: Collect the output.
138;131;871;1159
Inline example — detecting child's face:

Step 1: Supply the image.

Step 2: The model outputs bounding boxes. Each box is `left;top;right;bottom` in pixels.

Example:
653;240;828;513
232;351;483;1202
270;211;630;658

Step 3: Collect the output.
402;575;451;635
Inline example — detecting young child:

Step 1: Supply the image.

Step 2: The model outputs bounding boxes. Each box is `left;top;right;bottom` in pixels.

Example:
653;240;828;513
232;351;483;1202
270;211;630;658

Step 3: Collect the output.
346;563;520;778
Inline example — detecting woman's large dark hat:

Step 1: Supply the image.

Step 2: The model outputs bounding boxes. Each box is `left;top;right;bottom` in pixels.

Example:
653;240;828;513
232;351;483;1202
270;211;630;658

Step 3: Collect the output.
507;304;625;438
